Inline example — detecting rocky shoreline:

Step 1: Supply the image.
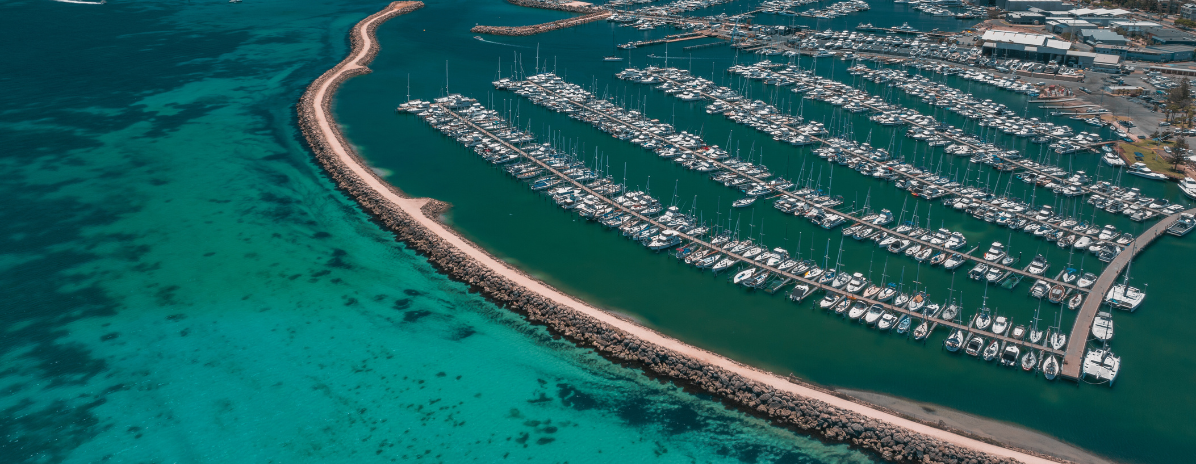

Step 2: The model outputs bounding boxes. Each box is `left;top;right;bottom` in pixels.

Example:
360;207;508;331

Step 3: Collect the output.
505;0;604;13
295;3;1067;464
472;11;611;36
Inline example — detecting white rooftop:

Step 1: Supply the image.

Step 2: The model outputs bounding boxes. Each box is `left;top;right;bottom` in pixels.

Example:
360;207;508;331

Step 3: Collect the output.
1069;8;1129;16
981;30;1073;51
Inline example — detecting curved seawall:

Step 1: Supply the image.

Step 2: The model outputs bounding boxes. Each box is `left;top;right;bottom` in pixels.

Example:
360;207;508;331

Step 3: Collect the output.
296;3;1065;463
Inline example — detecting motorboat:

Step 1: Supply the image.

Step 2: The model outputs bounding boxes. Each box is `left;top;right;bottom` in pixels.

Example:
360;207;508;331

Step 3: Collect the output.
1104;284;1145;311
819;292;843;310
831;271;852;289
944;329;964;351
1024;254;1049;275
1042;355;1059;380
1180;177;1196;200
834;298;852;315
732;196;757;208
991;316;1009;335
1076;272;1097;289
965;336;985;356
1030;280;1049;298
789;284;814;303
999;344;1020;367
848;300;869;319
877;311;898;330
982;340;1000;361
1010;325;1026;340
895;315;912;334
1126;162;1167;180
1092;311;1114;341
1082;348;1121;385
846;272;868;293
864;304;885;325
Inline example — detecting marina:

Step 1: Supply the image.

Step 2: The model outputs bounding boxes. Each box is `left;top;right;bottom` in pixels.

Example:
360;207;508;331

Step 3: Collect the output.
337;1;1196;461
401;94;1069;370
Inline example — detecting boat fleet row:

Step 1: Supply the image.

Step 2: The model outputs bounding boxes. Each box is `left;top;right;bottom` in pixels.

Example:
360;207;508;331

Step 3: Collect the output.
617;64;1170;261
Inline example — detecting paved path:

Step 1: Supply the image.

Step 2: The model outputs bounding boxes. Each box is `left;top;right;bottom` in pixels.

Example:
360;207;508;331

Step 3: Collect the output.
1060;207;1196;380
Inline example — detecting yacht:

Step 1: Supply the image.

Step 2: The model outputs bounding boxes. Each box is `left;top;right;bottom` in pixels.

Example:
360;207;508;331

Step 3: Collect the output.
973;309;992;330
1020;350;1037;371
982;242;1007;262
1126;162;1167;180
1092;311;1114;341
1081;348;1121;385
1101;151;1125;167
1180;177;1196;200
603;56;625;62
1042;355;1059;380
1050;329;1067;350
732;267;757;285
982;340;1000;362
1104;284;1146;311
944;329;965;351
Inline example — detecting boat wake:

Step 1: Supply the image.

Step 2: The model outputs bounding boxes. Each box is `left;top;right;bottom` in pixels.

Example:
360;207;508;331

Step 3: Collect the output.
473;36;528;48
52;0;106;4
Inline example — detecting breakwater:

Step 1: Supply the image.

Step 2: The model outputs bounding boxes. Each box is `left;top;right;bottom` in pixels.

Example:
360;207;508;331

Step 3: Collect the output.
296;3;1060;464
506;0;603;13
471;11;611;36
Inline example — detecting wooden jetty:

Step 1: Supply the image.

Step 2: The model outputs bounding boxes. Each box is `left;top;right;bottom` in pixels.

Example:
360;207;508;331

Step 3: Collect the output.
618;31;708;49
1060;207;1196;381
439;101;1064;358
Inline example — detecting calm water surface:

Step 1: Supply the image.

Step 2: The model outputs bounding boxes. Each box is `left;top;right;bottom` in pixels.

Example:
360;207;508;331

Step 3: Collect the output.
0;0;877;463
339;1;1196;463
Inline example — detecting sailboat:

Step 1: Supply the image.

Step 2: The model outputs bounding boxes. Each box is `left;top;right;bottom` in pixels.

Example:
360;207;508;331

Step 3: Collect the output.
1042;354;1059;380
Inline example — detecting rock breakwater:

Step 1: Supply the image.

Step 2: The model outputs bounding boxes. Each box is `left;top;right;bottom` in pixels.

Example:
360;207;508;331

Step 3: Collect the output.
471;11;611;36
296;3;1065;463
506;0;604;13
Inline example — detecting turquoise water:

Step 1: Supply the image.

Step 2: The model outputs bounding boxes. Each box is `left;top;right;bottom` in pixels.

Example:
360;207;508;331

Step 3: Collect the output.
0;1;878;463
337;1;1196;463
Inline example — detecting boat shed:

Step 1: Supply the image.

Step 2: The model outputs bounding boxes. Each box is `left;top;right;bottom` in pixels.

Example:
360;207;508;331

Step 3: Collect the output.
1148;28;1196;45
1006;12;1047;24
1105;85;1144;95
1080;28;1128;46
1147;65;1196;77
1093;44;1195;62
981;30;1072;62
1048;19;1096;35
1064;8;1131;26
1000;0;1068;11
1109;21;1162;34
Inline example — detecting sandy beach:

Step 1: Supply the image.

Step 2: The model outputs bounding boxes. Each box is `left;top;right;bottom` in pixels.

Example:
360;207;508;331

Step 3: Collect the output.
298;3;1077;463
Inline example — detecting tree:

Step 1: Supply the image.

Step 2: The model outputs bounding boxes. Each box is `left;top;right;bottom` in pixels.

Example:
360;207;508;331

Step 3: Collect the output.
1172;138;1189;170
